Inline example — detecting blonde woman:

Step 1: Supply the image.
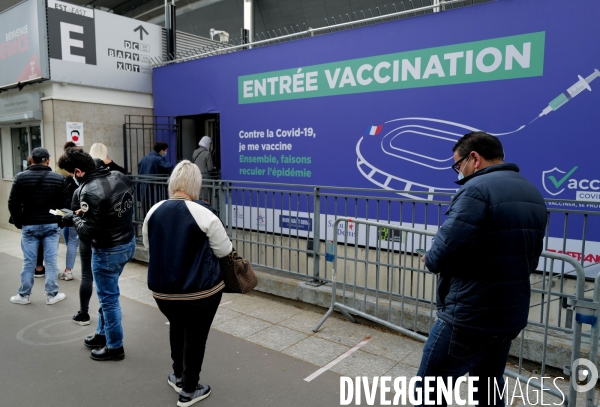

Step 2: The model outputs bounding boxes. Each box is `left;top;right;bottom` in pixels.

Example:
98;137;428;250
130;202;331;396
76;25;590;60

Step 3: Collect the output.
89;143;126;173
143;160;231;407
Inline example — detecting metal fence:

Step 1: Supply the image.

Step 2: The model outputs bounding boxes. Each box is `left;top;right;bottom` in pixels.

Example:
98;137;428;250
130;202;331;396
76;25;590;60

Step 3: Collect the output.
151;0;491;68
312;218;598;407
129;176;600;405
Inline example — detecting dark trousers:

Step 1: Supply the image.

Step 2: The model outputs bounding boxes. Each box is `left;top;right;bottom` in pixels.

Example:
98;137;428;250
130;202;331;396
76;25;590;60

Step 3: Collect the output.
79;238;93;313
156;291;222;393
415;319;519;407
36;242;44;267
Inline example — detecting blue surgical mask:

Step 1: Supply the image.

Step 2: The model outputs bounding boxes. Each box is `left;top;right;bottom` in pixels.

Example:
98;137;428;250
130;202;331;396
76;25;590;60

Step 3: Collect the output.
457;157;471;181
73;177;80;186
161;151;167;157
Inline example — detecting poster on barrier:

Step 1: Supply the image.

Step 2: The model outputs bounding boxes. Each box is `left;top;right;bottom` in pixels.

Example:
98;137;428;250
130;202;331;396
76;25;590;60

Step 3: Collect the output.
227;205;437;252
154;0;600;264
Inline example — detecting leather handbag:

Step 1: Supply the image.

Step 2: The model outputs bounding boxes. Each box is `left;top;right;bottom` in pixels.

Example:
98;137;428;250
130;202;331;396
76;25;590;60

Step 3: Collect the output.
219;249;258;294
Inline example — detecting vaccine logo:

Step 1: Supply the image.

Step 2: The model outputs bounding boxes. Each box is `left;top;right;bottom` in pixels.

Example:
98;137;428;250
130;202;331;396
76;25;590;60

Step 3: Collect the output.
542;166;578;196
572;358;598;393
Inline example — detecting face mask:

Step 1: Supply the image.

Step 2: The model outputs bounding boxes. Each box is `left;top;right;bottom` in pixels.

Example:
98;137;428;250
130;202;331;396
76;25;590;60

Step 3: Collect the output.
73;177;80;186
161;151;167;157
457;157;471;181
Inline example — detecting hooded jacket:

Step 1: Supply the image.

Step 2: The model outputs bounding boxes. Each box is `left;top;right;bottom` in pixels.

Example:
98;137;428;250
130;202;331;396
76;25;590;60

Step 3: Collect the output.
425;163;547;334
192;137;215;177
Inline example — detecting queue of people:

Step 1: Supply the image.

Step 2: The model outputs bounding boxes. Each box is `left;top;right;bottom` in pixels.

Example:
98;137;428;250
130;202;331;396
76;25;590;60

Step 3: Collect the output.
6;132;546;407
7;140;224;406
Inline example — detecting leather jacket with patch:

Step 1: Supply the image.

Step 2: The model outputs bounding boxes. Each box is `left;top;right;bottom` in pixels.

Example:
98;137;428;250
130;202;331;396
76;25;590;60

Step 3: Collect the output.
71;167;135;249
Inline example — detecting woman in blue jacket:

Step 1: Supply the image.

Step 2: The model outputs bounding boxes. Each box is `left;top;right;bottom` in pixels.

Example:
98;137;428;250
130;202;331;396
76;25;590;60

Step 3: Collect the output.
143;160;232;407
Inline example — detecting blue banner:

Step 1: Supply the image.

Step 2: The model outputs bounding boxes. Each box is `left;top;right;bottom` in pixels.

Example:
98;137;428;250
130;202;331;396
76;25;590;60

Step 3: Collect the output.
153;0;600;259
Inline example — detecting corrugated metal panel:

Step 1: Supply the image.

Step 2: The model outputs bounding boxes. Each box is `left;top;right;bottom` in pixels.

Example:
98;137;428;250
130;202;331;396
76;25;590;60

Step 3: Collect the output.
161;29;225;58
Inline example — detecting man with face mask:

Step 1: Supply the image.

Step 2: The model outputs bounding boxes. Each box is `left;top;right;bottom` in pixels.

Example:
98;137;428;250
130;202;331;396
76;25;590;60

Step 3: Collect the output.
415;132;547;406
138;141;174;176
58;148;136;361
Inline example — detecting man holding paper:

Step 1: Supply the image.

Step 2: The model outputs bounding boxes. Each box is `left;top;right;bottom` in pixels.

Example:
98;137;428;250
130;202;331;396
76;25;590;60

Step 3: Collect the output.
8;147;70;305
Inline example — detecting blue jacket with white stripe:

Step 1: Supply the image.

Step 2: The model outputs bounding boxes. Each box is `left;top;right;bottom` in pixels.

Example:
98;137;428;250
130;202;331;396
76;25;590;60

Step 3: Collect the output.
143;198;232;299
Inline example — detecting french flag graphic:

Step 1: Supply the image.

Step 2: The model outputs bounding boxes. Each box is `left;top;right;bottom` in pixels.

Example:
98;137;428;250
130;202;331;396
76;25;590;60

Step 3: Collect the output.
366;124;383;136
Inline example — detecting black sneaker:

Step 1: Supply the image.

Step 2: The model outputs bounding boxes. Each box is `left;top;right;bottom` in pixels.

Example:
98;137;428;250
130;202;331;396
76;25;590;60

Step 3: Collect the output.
168;372;183;393
34;266;45;278
73;311;90;326
178;384;211;407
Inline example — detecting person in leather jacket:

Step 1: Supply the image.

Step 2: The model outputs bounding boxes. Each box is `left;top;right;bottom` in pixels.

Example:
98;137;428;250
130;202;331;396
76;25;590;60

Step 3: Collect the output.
58;148;136;362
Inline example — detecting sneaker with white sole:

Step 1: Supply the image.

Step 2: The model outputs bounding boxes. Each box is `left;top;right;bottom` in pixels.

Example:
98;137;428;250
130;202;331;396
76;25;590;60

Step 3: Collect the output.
59;271;74;281
46;292;66;305
10;294;31;304
168;372;183;393
177;384;211;407
72;311;90;325
34;266;45;278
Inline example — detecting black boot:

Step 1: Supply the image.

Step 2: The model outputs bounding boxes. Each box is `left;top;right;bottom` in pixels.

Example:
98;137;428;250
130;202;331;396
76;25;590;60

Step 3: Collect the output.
90;346;125;361
84;334;106;348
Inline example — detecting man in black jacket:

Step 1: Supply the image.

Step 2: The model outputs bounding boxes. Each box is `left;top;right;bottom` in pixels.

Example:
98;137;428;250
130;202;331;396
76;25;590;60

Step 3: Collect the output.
8;148;70;305
417;132;547;406
58;148;136;362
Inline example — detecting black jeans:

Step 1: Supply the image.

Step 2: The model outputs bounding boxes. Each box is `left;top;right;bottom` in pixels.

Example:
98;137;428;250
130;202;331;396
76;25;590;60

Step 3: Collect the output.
156;291;222;393
79;238;94;313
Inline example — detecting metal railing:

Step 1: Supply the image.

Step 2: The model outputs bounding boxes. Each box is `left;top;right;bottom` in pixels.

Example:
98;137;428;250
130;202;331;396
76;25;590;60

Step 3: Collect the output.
312;217;595;407
128;176;600;405
151;0;489;68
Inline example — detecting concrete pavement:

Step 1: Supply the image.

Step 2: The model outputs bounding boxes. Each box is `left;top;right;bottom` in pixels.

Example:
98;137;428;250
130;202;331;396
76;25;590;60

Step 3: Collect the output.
0;227;580;407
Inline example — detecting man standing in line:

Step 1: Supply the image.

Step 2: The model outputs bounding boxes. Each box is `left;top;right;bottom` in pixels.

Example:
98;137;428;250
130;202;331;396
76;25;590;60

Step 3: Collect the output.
138;141;173;213
418;132;547;406
58;148;136;361
138;141;174;175
9;147;70;305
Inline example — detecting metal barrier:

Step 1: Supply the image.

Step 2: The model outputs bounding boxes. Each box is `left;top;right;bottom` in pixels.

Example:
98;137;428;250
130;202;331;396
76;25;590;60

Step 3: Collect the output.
311;217;593;407
127;177;600;404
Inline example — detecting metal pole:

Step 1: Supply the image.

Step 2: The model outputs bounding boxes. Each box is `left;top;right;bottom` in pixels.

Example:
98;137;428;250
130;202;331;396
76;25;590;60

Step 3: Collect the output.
243;0;253;48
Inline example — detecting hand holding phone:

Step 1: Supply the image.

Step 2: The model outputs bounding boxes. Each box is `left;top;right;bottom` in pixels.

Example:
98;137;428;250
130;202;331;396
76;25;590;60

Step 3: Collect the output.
416;249;427;256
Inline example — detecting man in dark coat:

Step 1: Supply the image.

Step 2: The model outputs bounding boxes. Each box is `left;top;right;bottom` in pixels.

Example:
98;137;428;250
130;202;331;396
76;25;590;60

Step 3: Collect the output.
137;141;173;213
8;147;70;305
416;132;547;406
138;141;174;175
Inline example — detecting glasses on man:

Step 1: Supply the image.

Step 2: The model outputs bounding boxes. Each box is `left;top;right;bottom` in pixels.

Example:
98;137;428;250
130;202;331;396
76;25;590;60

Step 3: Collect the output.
452;154;470;174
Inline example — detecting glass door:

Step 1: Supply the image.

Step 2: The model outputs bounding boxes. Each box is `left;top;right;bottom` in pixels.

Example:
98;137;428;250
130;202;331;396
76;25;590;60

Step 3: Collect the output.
12;127;29;175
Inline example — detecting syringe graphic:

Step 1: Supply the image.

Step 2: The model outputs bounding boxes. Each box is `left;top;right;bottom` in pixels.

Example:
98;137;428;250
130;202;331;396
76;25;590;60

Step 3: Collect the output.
536;69;600;119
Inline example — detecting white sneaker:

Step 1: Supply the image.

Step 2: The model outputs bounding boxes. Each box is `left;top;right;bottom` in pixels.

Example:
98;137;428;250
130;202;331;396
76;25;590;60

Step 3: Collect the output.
10;294;30;304
46;292;66;305
59;271;74;281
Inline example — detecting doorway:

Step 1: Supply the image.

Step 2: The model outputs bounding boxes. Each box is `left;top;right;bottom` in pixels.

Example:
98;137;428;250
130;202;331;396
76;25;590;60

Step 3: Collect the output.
11;124;41;175
178;113;221;178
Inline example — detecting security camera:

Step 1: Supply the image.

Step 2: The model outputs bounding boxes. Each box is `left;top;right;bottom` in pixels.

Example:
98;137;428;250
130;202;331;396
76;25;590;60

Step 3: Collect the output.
210;28;229;42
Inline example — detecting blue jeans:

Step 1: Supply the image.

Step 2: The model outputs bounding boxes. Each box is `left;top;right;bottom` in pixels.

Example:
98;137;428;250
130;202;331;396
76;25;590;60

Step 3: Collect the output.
415;319;519;407
19;224;60;296
63;226;79;270
92;237;136;349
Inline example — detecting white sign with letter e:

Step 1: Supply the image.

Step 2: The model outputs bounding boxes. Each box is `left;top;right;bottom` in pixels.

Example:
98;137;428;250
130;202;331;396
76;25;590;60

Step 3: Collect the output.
66;122;84;146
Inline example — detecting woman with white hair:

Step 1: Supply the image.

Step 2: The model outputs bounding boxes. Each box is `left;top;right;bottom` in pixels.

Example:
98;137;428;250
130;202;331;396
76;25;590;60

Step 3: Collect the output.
142;160;232;407
192;136;215;203
89;143;126;173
